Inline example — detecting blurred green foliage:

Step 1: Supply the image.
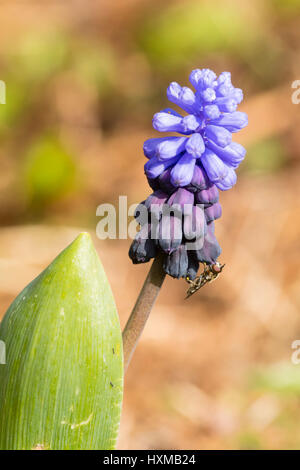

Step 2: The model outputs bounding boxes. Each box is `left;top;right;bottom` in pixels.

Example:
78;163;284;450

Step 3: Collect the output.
0;33;69;130
71;40;117;96
237;431;263;450
0;31;117;131
0;30;118;216
234;362;300;449
6;30;117;91
137;1;284;88
244;138;286;174
226;362;300;449
12;32;69;83
23;134;77;209
271;0;300;16
250;362;300;395
0;79;29;129
138;2;264;66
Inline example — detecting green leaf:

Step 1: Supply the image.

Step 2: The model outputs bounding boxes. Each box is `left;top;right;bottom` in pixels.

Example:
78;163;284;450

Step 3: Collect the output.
0;233;123;450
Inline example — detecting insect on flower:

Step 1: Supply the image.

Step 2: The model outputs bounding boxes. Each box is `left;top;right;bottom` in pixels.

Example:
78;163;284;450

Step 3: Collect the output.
185;262;225;298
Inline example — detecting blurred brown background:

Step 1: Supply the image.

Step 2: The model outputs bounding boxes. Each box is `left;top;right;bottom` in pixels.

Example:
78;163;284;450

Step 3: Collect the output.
0;0;300;450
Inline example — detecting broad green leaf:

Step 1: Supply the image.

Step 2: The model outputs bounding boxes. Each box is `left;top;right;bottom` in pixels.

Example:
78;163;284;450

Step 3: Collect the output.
0;233;123;450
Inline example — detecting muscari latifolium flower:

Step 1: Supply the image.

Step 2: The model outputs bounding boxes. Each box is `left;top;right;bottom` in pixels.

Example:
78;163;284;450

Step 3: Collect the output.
129;68;248;280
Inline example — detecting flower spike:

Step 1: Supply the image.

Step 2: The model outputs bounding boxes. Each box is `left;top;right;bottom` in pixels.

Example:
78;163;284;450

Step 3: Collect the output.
129;68;248;281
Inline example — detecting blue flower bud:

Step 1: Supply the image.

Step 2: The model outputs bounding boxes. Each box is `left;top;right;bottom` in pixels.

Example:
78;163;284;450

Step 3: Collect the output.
144;155;179;179
217;71;231;86
152;111;183;132
181;115;202;133
143;137;169;159
214;97;237;113
167;82;196;114
190;68;217;89
156;136;187;161
153;111;201;134
185;133;205;159
206;140;246;168
203;105;220;120
170;153;196;187
199;87;216;102
205;125;232;148
144;137;187;160
215;167;237;191
211;111;248;132
216;83;234;97
200;149;229;184
233;88;243;104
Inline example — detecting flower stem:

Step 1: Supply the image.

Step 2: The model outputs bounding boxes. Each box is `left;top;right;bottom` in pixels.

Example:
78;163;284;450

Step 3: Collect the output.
122;253;166;372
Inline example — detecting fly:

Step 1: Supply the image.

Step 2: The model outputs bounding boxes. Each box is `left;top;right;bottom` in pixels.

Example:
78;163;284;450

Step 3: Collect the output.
185;262;225;299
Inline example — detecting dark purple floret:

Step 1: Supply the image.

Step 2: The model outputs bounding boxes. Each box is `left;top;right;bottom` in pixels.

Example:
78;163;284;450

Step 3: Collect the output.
183;205;206;242
167;188;194;209
194;222;222;264
195;185;219;205
158;168;177;194
164;244;189;279
204;202;222;223
186;253;200;280
129;224;157;264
